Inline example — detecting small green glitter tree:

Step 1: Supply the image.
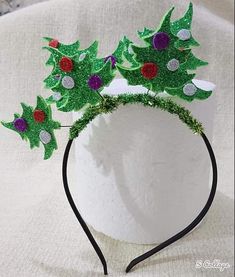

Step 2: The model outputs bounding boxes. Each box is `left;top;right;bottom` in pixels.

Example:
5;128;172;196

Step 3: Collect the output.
1;96;60;159
117;3;212;101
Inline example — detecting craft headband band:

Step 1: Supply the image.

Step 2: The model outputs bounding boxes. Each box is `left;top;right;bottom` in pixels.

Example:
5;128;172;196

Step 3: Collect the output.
1;3;217;275
63;94;217;274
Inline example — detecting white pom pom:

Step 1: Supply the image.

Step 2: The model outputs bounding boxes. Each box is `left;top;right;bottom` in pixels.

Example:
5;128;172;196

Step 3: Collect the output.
79;53;86;61
167;59;180;71
52;92;62;101
62;76;75;89
39;130;52;144
183;83;197;96
177;29;191;41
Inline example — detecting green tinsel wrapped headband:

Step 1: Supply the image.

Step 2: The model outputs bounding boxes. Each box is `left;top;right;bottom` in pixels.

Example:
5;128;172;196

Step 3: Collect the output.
2;3;214;159
70;94;203;139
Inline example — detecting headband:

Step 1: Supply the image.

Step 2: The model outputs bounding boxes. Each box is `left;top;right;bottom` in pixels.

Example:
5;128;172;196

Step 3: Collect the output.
1;3;217;275
63;94;217;274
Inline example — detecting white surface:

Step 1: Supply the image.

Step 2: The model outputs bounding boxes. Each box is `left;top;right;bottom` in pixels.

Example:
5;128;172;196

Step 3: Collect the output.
0;0;234;276
73;78;215;244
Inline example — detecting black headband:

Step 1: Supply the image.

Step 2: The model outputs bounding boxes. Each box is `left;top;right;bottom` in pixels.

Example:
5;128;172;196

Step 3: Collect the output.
62;94;217;275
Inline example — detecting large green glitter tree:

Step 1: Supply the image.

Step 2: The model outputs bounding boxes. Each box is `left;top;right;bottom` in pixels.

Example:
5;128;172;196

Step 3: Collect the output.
43;37;137;112
117;3;212;101
43;40;115;112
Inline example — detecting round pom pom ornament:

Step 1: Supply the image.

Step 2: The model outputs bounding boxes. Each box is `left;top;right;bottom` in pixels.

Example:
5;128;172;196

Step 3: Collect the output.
52;92;62;101
152;32;170;50
61;76;75;89
88;75;103;90
39;130;52;144
183;83;197;96
33;110;46;123
59;57;73;72
167;59;180;71
177;29;191;41
141;63;158;79
14;118;27;132
49;39;59;48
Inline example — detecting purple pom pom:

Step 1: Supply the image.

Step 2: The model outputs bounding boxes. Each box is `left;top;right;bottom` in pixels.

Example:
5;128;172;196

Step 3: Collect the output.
152;32;170;50
104;55;117;68
14;118;27;132
88;75;103;90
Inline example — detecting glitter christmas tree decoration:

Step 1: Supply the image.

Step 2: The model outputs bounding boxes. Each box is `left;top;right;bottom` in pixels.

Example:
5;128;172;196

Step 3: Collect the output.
44;42;115;112
2;96;60;159
117;3;211;101
1;3;217;276
1;3;215;157
137;3;199;49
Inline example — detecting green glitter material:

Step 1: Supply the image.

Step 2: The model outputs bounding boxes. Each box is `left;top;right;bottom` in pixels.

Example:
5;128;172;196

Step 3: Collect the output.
165;82;212;101
43;37;81;68
118;46;195;91
137;3;199;49
93;40;125;71
122;36;140;68
43;37;81;65
75;41;99;64
70;94;204;139
44;44;115;112
180;52;208;71
171;3;200;49
141;7;176;46
44;40;98;89
138;27;155;40
117;3;211;101
118;8;195;92
1;96;60;159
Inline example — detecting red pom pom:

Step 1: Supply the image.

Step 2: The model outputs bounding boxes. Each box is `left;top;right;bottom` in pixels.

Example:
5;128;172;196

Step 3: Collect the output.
141;63;158;79
33;110;46;123
49;39;59;48
59;57;73;72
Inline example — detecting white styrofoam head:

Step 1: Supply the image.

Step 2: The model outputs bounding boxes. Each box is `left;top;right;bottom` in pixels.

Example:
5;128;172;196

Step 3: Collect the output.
73;79;215;244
